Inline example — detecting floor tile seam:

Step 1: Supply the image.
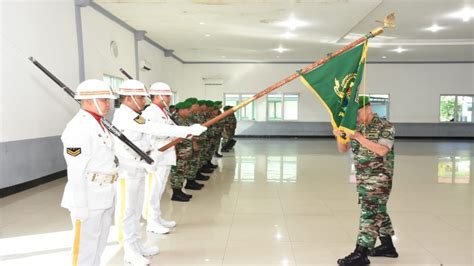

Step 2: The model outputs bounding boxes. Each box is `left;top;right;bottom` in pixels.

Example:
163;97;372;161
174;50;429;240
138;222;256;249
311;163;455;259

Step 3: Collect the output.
277;183;297;264
221;178;241;265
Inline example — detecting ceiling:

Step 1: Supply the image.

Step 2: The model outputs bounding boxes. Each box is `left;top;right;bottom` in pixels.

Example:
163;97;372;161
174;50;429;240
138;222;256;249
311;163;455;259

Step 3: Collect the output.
95;0;474;62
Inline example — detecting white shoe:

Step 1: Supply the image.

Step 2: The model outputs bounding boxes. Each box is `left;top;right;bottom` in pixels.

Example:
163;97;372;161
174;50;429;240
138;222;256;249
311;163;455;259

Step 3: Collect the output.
124;242;150;265
138;242;160;257
159;218;176;228
146;221;170;234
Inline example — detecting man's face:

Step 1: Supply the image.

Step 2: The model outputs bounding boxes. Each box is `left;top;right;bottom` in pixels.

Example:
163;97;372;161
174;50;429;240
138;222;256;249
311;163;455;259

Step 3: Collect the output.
356;105;372;124
161;95;171;106
190;103;200;112
178;108;192;117
125;95;146;112
82;98;111;116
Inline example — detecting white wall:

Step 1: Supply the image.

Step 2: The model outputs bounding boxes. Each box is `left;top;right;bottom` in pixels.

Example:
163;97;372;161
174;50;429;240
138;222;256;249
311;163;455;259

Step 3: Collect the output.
137;40;184;97
81;5;136;82
1;1;79;142
175;63;474;123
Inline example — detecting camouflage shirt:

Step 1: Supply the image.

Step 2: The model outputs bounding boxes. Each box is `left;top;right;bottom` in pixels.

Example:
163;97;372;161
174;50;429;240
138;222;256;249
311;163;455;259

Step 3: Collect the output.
350;114;395;177
171;113;193;159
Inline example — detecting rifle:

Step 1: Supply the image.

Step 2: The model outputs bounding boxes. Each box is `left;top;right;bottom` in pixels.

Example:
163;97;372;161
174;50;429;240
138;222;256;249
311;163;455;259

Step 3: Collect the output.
29;57;154;164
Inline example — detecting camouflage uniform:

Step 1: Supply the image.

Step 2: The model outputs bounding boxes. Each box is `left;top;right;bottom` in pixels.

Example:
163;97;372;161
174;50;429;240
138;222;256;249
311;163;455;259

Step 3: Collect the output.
188;112;204;177
350;114;395;249
222;113;236;148
169;113;193;189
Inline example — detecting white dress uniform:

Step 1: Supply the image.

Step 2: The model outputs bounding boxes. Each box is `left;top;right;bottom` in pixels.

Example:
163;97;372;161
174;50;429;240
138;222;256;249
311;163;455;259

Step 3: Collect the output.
142;103;177;232
112;80;207;265
61;80;117;266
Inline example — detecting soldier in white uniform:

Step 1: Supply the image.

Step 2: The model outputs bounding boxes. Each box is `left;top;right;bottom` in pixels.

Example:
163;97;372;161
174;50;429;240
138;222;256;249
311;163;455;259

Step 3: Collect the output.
113;80;206;265
142;82;179;234
61;79;117;266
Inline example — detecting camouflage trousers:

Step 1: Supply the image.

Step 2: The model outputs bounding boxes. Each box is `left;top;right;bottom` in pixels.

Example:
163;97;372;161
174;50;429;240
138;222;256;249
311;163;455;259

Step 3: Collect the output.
170;153;194;189
356;173;395;248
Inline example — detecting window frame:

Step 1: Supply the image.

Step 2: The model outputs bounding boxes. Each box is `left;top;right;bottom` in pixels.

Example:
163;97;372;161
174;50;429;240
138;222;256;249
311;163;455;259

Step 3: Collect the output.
223;93;256;121
266;93;299;121
439;94;474;123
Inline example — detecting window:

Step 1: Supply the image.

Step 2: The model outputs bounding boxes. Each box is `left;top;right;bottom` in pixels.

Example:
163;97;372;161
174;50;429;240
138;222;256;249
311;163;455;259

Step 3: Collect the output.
234;156;256;182
224;93;256;120
266;94;299;121
266;156;297;183
438;156;470;184
103;74;124;107
368;94;389;119
171;91;178;105
440;95;473;122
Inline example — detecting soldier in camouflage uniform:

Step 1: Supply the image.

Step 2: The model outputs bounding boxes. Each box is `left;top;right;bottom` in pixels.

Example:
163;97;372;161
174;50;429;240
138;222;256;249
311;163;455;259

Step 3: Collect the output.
186;98;211;182
333;96;398;266
197;100;217;173
221;105;237;152
169;102;201;201
213;101;225;158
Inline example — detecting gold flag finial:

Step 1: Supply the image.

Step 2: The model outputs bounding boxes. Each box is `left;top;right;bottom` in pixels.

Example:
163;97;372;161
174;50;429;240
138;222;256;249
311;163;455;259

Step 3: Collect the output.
376;12;396;28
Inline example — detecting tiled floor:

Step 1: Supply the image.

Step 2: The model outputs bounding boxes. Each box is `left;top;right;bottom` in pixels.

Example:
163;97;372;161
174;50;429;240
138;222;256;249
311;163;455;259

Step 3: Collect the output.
1;138;472;265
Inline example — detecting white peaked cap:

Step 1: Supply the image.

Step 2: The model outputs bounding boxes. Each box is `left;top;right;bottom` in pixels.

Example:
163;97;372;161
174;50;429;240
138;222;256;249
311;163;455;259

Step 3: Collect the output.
74;79;116;100
149;82;172;96
118;79;149;96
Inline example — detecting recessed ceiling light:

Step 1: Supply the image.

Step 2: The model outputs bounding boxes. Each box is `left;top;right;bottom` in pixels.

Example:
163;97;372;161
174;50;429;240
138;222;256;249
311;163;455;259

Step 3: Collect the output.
425;24;444;32
392;47;407;53
449;7;474;22
221;55;226;58
273;46;289;53
276;17;308;30
382;56;387;59
276;55;280;58
205;34;211;37
199;22;205;25
281;32;296;39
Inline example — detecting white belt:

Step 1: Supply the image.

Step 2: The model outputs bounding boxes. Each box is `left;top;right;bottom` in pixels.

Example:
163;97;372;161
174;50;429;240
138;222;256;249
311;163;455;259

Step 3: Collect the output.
87;172;118;184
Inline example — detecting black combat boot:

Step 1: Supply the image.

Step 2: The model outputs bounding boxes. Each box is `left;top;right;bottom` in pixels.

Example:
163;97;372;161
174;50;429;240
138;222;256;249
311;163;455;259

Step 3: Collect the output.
185;180;204;190
195;172;210;181
171;188;190;202
214;152;223;158
369;236;398;258
199;165;214;174
207;161;218;168
180;190;193;199
337;245;370;266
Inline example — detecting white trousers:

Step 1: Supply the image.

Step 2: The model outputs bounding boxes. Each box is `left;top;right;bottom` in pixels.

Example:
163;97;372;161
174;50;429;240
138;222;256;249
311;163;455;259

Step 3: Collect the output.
143;165;171;222
70;207;114;266
115;172;145;245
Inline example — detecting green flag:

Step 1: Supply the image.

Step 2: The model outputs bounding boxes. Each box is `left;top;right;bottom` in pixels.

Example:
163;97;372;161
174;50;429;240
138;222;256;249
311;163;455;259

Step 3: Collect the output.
300;42;368;143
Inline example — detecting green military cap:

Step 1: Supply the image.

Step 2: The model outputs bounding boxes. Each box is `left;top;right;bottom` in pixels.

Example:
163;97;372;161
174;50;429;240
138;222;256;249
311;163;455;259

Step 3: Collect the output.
197;100;206;106
358;95;370;109
214;101;222;105
185;97;198;104
175;101;192;110
223;105;232;111
205;100;214;107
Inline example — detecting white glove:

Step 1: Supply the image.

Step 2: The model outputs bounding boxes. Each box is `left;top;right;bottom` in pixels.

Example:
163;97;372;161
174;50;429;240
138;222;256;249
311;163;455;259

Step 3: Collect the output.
139;159;157;171
71;207;89;221
188;124;207;136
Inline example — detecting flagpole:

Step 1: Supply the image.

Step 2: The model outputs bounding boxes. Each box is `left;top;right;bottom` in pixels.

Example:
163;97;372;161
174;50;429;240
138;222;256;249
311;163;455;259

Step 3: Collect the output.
159;25;389;152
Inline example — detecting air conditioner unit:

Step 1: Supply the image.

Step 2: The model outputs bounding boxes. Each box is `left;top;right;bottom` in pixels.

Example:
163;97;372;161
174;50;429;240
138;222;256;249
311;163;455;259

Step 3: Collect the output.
203;78;224;85
139;60;152;71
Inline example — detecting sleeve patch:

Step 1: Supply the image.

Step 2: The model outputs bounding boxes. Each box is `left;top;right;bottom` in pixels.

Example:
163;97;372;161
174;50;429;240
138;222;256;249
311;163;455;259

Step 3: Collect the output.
66;147;82;157
381;130;392;138
134;115;146;124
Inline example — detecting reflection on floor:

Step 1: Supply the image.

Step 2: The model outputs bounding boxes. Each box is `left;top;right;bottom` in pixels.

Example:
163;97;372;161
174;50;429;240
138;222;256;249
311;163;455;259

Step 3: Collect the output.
1;138;473;265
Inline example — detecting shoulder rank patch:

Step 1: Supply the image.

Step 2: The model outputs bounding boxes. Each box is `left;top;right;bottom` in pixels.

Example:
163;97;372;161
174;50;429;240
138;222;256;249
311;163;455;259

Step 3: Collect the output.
66;148;81;157
134;115;145;124
381;130;392;138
